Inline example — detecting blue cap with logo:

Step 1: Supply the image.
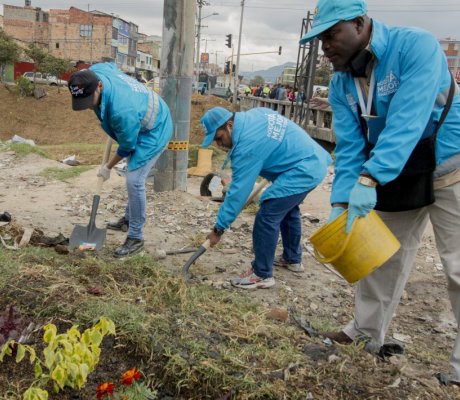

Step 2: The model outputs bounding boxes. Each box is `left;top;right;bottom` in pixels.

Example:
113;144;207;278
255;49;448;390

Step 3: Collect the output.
299;0;367;44
200;107;233;148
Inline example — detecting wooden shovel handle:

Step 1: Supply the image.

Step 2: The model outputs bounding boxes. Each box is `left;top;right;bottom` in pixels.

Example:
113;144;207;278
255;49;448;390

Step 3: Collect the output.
95;138;113;195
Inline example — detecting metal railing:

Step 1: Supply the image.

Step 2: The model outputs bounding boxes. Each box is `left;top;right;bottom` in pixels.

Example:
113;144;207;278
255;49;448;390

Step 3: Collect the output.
239;95;335;144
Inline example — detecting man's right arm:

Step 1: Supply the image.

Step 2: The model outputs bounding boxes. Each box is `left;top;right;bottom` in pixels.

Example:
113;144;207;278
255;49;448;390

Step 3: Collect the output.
328;79;368;205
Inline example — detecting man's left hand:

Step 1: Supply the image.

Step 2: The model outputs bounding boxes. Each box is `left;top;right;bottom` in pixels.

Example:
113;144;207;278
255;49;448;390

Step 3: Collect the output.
346;182;377;233
206;230;223;247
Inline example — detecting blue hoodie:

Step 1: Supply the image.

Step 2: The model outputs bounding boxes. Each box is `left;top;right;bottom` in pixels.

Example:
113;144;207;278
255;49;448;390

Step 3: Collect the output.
329;19;460;204
215;108;331;230
90;63;173;170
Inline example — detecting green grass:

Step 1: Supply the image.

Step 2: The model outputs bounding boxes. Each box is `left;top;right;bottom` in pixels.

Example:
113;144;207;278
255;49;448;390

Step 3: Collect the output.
39;165;93;180
0;240;446;399
1;143;50;159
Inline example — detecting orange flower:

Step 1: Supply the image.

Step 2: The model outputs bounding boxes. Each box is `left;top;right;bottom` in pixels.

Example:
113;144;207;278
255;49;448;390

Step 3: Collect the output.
120;368;142;385
96;382;115;398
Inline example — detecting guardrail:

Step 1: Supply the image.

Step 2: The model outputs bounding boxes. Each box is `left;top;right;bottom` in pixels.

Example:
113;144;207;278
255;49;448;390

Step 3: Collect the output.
239;95;335;144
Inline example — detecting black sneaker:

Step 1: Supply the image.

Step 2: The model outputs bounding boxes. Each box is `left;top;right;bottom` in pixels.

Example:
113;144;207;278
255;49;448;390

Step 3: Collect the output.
113;237;144;258
107;216;129;232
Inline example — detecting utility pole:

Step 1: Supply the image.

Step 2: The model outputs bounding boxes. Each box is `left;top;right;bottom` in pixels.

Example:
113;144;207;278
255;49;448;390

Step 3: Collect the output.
154;0;195;192
232;0;245;104
195;0;205;82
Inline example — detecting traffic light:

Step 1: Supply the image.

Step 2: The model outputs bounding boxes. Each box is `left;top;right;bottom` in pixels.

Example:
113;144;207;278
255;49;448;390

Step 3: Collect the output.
225;34;232;48
278;46;282;55
224;61;230;74
232;64;236;73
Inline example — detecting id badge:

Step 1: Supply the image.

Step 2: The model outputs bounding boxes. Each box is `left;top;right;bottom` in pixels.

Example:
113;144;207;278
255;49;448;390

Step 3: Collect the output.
362;115;385;144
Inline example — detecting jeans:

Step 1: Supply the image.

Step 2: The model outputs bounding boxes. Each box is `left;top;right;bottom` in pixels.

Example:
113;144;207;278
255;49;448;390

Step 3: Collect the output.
251;191;309;278
123;153;161;240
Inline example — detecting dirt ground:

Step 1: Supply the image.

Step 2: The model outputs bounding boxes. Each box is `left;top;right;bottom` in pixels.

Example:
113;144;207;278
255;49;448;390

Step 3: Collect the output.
0;85;459;399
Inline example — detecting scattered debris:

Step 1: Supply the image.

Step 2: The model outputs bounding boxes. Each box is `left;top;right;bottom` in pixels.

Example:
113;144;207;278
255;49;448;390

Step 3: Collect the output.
62;154;81;166
10;134;35;146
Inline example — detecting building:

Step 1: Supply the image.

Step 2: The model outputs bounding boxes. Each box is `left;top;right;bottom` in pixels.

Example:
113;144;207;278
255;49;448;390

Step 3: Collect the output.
280;66;296;87
2;2;153;75
48;7;113;64
0;14;4;29
137;34;161;80
440;38;460;83
2;4;49;48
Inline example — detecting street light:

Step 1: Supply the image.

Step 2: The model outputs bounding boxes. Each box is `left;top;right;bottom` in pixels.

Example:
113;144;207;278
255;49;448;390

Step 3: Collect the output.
201;12;219;20
195;9;219;78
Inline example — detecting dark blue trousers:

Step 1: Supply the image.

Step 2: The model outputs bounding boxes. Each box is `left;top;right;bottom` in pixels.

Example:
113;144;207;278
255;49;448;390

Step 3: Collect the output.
251;191;308;278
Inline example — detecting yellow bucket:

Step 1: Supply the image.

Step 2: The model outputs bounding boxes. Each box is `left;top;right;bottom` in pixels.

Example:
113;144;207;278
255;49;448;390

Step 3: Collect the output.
309;210;400;283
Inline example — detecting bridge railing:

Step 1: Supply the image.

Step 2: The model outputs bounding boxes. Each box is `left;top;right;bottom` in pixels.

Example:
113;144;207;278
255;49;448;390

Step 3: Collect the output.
239;95;336;144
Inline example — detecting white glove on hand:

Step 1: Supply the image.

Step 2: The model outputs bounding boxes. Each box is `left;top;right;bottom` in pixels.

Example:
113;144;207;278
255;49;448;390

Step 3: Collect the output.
97;164;111;182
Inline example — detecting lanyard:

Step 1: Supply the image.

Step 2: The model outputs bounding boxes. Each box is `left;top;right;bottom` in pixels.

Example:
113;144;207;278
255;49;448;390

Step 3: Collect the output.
354;67;376;117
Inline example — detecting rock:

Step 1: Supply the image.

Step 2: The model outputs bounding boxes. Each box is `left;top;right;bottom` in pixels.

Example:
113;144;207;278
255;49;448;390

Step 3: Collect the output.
310;302;319;311
392;333;412;344
54;244;69;254
154;249;167;259
266;307;289;322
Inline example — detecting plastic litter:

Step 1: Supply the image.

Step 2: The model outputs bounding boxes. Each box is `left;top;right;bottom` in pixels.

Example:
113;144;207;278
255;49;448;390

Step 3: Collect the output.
62;155;80;166
10;135;35;146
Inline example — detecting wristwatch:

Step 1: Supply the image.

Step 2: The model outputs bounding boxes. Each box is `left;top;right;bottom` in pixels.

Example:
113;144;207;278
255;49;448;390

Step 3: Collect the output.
358;175;378;188
213;226;225;236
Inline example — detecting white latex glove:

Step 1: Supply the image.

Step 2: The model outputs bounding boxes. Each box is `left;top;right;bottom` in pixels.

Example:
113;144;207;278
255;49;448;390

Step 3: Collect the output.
97;164;111;182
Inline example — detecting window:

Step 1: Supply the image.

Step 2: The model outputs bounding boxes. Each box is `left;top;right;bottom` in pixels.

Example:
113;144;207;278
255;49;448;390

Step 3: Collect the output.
80;24;93;37
55;42;59;49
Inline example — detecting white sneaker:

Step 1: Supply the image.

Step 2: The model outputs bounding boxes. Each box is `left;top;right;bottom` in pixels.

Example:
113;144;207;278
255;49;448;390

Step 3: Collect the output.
231;269;275;289
273;255;305;273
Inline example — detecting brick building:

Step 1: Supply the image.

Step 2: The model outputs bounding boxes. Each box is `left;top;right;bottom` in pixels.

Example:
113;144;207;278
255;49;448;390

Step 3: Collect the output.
2;4;49;48
440;38;460;83
48;7;113;64
2;3;155;76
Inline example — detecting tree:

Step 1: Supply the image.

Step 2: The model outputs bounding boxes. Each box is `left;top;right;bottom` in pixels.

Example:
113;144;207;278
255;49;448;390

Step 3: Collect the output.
23;44;48;81
250;75;265;86
314;65;333;86
0;30;20;82
41;54;73;92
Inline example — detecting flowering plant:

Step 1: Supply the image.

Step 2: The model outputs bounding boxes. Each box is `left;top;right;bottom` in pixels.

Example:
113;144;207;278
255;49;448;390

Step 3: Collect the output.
96;368;156;399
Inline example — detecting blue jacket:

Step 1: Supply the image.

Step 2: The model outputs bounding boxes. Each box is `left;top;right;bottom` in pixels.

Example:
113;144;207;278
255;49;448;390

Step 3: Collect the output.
90;63;173;171
329;19;460;204
216;108;331;230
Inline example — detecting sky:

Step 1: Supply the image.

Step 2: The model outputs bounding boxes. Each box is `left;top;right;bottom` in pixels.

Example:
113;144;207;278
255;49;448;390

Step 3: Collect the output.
2;0;460;73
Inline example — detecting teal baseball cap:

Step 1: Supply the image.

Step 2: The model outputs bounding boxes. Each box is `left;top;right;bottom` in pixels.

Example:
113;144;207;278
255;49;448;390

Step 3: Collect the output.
200;107;233;148
299;0;368;44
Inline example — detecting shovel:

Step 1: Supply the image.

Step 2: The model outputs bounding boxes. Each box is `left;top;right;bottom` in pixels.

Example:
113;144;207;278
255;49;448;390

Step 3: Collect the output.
181;179;270;279
182;239;211;280
69;138;113;251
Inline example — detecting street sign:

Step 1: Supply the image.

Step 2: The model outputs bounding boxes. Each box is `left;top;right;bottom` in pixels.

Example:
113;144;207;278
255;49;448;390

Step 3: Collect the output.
200;53;209;64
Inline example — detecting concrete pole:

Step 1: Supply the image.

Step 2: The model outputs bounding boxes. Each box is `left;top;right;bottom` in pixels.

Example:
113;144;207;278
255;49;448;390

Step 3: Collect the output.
154;0;195;192
232;0;245;104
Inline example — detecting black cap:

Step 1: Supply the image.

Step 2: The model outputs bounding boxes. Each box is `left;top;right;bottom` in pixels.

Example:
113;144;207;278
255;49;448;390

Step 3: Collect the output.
68;69;99;111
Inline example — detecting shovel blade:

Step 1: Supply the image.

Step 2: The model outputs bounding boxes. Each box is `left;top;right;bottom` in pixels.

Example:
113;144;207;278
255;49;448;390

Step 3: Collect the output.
69;224;106;251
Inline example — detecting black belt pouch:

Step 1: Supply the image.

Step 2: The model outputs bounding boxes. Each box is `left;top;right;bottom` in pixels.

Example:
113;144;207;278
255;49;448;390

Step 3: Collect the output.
369;135;436;212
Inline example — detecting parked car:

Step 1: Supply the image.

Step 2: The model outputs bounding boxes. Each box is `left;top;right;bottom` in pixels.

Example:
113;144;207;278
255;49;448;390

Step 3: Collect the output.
22;72;68;87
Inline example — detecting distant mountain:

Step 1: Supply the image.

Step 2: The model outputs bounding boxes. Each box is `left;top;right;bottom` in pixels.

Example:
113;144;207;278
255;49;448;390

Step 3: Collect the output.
241;62;296;82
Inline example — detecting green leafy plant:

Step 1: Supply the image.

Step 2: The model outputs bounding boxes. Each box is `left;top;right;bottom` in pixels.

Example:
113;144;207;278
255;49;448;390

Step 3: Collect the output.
96;368;156;399
0;317;115;397
15;75;35;97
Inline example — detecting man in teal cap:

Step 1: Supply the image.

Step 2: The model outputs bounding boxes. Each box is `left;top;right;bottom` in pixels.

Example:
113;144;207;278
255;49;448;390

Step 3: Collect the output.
301;0;460;385
200;106;331;289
